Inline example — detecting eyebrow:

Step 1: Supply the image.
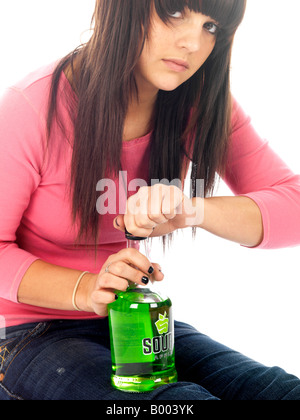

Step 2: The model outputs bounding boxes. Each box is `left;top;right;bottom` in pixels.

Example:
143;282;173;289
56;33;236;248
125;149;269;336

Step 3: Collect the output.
205;15;220;26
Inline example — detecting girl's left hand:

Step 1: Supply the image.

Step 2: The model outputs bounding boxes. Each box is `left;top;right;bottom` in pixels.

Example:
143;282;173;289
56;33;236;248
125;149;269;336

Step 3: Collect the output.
113;184;203;238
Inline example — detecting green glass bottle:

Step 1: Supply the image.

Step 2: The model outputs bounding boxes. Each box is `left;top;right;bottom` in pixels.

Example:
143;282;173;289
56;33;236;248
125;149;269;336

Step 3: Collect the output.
108;231;177;393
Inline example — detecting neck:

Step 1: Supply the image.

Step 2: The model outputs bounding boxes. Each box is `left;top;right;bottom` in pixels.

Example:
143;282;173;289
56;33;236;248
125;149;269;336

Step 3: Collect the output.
132;69;159;109
64;55;159;142
123;82;158;142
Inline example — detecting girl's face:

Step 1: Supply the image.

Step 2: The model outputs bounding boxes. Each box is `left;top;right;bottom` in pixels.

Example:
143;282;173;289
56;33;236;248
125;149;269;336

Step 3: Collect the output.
135;7;219;96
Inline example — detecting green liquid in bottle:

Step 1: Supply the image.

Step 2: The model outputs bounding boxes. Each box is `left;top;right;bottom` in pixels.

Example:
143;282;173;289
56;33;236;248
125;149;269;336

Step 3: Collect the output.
108;281;177;393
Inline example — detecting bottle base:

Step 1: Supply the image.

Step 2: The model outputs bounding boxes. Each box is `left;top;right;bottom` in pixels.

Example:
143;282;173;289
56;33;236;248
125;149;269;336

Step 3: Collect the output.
111;368;178;393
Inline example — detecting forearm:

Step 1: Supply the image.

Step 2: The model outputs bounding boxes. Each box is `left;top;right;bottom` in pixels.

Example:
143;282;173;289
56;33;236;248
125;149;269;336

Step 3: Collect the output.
116;185;264;247
194;196;264;247
17;259;96;312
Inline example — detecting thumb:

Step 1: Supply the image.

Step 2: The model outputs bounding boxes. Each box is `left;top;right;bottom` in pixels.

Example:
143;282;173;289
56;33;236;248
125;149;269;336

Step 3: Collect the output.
113;215;126;232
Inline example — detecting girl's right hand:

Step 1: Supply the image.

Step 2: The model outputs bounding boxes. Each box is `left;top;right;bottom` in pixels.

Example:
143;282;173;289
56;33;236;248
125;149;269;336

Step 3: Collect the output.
77;247;164;316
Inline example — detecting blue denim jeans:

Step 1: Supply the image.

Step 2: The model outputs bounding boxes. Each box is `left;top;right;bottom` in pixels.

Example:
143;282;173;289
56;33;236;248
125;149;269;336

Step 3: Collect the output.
0;318;300;400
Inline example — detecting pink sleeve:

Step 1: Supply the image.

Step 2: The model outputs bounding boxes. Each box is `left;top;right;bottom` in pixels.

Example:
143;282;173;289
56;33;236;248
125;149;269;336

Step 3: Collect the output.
224;99;300;249
0;88;43;302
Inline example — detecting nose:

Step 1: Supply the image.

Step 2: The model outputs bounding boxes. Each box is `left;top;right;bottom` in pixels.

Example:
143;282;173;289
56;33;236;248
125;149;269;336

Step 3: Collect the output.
176;18;204;53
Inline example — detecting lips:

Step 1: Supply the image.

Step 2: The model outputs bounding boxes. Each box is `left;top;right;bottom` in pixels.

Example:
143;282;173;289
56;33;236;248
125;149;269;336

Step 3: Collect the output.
162;59;189;72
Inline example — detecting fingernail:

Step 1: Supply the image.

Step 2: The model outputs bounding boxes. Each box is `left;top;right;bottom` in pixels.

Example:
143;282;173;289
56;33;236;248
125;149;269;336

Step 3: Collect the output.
142;276;149;285
148;266;154;274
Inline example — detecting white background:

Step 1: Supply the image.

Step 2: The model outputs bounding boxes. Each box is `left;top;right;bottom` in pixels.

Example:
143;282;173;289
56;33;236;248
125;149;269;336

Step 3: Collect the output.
1;1;300;378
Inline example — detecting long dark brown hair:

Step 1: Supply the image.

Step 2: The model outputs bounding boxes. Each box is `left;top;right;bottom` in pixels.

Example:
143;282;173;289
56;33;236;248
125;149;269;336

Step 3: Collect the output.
47;0;247;245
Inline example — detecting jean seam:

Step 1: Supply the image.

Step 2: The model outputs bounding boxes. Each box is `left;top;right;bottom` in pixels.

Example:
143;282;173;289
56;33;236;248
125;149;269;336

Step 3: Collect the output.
2;322;52;378
0;339;15;370
0;381;23;400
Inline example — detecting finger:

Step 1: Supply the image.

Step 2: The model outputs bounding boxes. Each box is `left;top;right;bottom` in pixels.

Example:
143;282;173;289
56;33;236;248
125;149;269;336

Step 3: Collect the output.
161;187;183;220
91;288;117;306
101;261;152;287
124;209;156;238
97;272;129;292
124;197;155;237
150;262;164;282
124;214;154;238
115;247;155;276
147;187;169;224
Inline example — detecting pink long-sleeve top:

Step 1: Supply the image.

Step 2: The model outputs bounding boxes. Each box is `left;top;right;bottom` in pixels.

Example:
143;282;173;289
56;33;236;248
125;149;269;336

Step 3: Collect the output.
1;63;300;327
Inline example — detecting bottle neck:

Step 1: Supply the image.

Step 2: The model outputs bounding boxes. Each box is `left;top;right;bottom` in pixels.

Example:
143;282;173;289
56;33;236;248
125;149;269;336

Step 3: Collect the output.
126;237;152;290
127;238;139;250
127;238;151;259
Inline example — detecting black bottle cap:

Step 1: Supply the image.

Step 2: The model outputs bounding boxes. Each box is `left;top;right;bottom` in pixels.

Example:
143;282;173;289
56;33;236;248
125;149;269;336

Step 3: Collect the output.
125;228;147;241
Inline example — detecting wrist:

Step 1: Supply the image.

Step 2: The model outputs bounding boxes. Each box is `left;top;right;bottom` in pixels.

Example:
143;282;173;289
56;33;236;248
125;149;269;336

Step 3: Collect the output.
74;272;97;312
184;197;205;228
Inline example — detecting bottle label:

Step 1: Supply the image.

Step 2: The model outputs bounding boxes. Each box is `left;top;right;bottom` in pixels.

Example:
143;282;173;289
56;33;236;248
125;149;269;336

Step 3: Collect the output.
142;312;173;357
109;304;175;371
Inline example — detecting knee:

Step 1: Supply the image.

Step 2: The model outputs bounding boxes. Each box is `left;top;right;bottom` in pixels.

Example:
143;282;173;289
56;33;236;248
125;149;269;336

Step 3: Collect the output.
150;381;219;401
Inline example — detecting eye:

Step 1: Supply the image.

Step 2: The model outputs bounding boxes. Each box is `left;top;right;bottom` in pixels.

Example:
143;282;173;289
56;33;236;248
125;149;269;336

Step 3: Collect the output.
204;22;219;35
168;11;183;19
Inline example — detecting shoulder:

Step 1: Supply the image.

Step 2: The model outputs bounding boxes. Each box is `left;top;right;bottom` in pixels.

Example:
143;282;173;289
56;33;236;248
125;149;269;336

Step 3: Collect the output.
0;62;64;171
12;62;56;92
231;96;252;132
0;62;59;124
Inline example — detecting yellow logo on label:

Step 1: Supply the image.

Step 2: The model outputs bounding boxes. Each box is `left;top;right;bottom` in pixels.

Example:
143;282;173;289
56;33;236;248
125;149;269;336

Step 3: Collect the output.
155;312;169;335
142;312;172;356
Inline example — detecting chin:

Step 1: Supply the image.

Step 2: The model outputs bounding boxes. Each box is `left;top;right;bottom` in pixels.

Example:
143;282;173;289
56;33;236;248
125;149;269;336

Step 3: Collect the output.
155;73;190;92
156;80;185;92
160;85;181;92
